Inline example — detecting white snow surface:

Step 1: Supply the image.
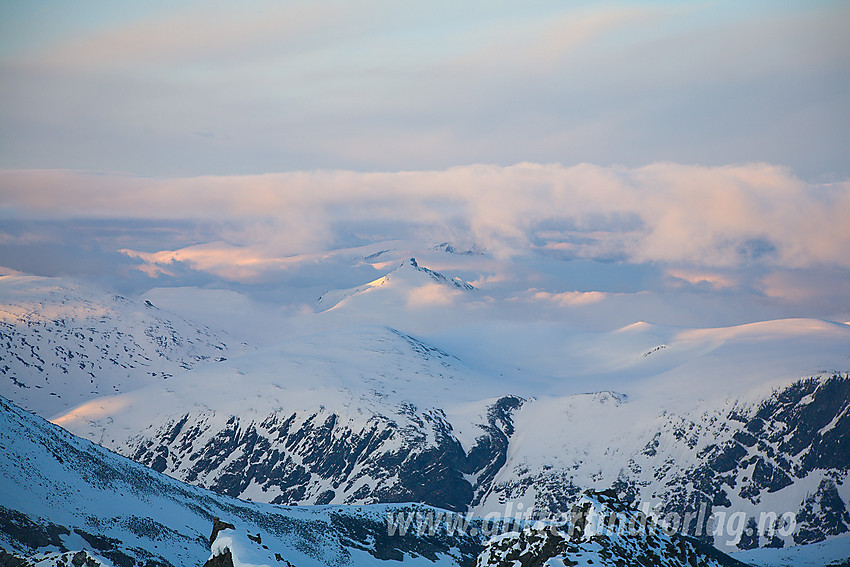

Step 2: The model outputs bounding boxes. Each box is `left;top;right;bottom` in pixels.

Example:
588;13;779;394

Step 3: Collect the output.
3;245;850;563
731;532;850;566
0;275;235;417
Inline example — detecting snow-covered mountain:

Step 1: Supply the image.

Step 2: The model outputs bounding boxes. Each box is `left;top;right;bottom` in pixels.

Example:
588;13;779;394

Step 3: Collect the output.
480;372;850;550
49;320;850;554
317;257;476;313
52;365;850;554
2;250;850;561
0;275;234;417
51;324;515;513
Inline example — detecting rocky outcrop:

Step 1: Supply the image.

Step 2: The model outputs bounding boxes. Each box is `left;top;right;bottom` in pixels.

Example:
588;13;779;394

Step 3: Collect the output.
0;548;27;567
476;490;749;567
0;548;109;567
203;550;235;567
209;518;236;546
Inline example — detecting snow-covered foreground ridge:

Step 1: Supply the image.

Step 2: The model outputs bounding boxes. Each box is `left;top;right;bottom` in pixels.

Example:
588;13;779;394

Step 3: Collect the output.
0;394;484;567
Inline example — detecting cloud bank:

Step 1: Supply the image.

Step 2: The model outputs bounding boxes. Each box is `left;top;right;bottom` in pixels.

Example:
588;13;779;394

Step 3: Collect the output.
2;163;848;278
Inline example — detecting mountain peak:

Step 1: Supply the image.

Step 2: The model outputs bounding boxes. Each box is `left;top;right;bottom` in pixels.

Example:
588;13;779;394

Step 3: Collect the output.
316;257;475;311
434;242;484;255
404;257;475;291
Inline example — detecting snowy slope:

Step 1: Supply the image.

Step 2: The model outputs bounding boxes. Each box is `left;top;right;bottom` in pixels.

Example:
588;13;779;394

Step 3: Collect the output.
53;325;518;512
0;275;234;417
0;394;483;567
732;532;850;566
315;257;477;321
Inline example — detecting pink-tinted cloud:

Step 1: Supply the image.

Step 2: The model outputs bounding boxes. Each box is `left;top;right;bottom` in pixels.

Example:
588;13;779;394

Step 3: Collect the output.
665;269;739;291
2;163;849;274
406;283;462;309
532;290;607;307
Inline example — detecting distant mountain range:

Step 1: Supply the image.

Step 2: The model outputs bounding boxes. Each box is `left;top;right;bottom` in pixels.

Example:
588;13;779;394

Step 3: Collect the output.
2;245;850;565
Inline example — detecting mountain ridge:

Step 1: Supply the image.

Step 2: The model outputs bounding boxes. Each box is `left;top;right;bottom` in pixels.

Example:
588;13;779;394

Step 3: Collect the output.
3;271;850;561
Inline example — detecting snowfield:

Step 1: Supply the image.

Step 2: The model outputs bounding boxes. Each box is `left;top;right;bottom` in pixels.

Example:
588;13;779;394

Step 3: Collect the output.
2;243;850;564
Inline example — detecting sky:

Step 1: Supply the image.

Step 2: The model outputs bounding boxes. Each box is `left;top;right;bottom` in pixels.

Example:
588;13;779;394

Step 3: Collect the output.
1;1;849;327
1;1;847;177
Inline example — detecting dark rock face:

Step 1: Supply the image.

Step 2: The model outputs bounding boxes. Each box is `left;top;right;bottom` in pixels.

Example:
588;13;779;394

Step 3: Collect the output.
476;490;749;567
753;375;850;472
477;526;567;567
203;550;235;567
0;506;70;552
464;396;523;507
0;548;109;567
794;479;850;544
0;548;28;567
129;395;525;514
